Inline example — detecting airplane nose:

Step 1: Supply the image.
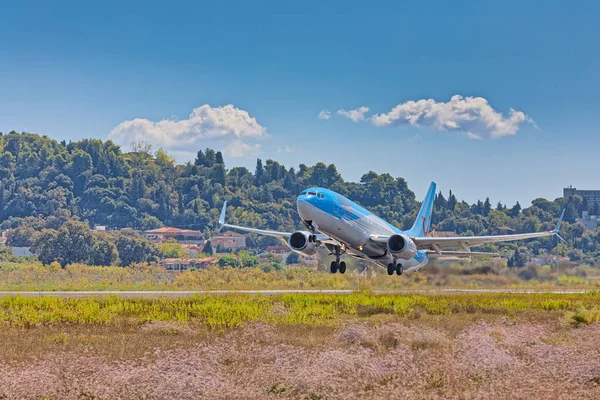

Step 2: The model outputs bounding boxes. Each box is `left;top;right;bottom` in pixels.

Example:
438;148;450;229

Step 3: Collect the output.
297;197;312;220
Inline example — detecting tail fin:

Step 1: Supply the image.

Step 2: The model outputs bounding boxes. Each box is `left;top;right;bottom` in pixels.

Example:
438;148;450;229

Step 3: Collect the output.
406;182;436;237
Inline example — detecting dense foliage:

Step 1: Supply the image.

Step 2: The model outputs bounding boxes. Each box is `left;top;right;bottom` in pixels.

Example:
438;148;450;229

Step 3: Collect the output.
1;131;598;265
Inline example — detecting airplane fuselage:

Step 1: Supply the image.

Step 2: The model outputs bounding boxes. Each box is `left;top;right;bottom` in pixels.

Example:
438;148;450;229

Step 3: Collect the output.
296;187;428;270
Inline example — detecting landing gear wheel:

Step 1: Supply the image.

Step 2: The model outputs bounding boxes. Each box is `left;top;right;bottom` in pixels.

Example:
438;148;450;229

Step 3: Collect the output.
387;263;395;276
330;261;338;274
338;261;347;274
396;264;404;276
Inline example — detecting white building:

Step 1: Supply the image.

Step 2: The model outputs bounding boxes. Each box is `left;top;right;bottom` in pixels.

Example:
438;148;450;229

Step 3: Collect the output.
576;211;599;230
11;247;35;257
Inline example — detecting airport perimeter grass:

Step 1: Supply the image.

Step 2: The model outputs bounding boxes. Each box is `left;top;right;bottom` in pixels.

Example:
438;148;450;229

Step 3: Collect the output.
2;261;600;292
1;292;599;328
2;292;600;399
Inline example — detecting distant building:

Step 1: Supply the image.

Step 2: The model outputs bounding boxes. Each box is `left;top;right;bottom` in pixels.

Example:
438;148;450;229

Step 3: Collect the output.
158;257;217;271
210;231;246;251
265;245;289;255
564;186;600;211
299;254;319;267
492;227;516;235
143;227;204;244
11;247;35;257
529;254;570;266
429;231;457;238
181;244;206;257
576;211;599;230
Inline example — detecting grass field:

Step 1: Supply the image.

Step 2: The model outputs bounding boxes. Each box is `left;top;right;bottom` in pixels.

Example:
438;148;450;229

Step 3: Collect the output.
2;260;600;292
1;292;600;399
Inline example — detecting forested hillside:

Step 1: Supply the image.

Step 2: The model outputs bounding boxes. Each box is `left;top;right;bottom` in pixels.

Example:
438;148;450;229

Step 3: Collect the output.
0;131;598;265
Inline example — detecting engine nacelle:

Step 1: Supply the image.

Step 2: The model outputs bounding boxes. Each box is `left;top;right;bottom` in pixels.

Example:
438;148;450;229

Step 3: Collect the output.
288;231;318;255
387;234;417;259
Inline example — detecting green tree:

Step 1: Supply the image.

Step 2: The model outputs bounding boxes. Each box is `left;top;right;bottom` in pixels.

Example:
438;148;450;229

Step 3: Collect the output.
254;158;264;186
113;230;157;267
215;151;224;165
508;247;527;268
55;220;94;266
210;164;226;186
218;254;239;268
6;226;35;247
286;251;299;264
89;233;119;266
239;250;259;267
194;149;207;166
510;201;522;218
31;229;59;265
158;239;185;258
203;240;213;255
483;197;492;216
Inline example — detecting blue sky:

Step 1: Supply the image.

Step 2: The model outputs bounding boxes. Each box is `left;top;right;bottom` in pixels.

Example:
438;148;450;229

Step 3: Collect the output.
1;0;598;206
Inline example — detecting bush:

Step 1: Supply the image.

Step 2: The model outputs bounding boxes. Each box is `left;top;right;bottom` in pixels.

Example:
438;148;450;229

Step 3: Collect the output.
518;266;538;281
218;254;240;268
569;306;600;327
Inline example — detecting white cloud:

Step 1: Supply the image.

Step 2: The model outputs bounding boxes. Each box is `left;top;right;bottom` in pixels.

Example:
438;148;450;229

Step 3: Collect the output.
277;145;296;154
108;104;267;158
337;106;370;122
371;95;533;139
318;110;331;120
224;140;261;158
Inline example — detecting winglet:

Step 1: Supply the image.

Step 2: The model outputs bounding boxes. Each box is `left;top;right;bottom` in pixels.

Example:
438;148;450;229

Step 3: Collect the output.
554;209;566;243
554;209;565;234
218;201;227;232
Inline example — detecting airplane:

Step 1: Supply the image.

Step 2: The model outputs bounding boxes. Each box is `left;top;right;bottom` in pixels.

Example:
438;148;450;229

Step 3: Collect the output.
218;182;565;275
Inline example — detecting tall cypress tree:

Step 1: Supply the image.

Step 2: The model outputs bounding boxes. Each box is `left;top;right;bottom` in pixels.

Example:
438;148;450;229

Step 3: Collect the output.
215;151;224;165
254;159;264;186
483;197;492;216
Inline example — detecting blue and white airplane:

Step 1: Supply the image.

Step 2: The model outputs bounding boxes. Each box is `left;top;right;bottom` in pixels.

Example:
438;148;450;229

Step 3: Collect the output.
219;182;565;275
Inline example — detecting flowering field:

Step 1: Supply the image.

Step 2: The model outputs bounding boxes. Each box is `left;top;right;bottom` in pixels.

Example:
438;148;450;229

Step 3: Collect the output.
0;292;600;399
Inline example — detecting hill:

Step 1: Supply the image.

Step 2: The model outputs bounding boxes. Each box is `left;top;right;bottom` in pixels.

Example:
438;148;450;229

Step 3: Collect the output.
0;131;597;265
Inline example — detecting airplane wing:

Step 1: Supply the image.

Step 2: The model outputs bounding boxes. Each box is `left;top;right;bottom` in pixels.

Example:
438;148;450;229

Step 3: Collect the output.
413;209;566;254
218;201;337;244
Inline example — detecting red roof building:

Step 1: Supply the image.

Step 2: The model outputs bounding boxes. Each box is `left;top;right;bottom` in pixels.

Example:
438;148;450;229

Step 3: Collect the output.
265;245;289;255
210;231;246;251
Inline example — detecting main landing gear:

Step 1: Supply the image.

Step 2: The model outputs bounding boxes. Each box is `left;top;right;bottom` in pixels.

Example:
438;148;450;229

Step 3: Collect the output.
329;246;346;274
387;261;403;276
330;260;347;274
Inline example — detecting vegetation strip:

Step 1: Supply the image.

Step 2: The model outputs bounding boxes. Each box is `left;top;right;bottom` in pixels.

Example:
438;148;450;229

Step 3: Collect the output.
0;292;598;328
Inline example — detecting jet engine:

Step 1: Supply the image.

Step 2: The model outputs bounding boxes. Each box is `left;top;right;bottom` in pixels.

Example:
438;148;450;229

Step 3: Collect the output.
288;231;318;255
387;234;417;259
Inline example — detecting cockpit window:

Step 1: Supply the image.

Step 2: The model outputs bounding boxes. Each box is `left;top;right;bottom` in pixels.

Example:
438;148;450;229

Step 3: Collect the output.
301;190;308;195
318;193;325;199
307;191;317;196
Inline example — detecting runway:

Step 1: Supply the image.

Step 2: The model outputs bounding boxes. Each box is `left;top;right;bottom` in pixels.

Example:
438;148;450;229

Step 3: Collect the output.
0;289;593;297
